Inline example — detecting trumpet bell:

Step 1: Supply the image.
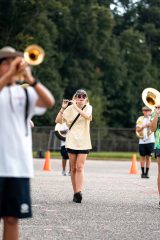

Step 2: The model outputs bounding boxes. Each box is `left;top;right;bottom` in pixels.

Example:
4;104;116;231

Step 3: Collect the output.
24;44;45;65
142;88;160;110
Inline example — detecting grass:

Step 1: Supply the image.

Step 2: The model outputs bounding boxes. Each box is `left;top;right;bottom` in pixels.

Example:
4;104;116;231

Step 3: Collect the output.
87;151;139;160
34;151;142;161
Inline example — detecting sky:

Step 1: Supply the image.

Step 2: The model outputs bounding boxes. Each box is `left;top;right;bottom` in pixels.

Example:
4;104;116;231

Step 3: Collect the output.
110;0;140;14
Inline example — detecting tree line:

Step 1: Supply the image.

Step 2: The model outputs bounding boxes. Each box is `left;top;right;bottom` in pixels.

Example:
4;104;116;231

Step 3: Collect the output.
0;0;159;128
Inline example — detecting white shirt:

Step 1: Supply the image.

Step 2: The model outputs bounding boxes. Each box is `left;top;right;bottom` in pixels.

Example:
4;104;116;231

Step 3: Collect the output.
0;85;46;177
136;116;155;144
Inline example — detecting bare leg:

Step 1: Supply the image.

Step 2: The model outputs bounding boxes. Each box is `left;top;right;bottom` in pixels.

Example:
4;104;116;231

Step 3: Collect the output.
140;156;145;168
69;161;71;173
146;156;151;168
75;154;87;192
3;217;19;240
62;159;67;172
68;153;77;193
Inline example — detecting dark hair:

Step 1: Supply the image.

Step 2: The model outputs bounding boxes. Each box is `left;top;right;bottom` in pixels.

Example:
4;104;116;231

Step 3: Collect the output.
0;58;7;64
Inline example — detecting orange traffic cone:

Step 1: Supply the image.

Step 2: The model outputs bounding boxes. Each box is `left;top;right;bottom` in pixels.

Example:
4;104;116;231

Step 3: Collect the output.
43;150;52;171
130;154;139;174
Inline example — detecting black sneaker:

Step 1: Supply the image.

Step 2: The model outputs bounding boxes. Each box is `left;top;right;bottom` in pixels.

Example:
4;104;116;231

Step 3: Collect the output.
73;192;82;203
145;173;150;178
73;193;77;202
141;173;146;178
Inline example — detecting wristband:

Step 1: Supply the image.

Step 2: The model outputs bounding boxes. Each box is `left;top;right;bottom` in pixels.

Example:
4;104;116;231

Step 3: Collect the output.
30;79;39;87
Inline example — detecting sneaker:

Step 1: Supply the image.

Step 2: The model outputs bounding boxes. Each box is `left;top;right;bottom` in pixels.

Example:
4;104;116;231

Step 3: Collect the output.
67;171;71;176
145;173;150;178
73;193;77;202
73;192;82;203
62;171;66;176
141;173;146;178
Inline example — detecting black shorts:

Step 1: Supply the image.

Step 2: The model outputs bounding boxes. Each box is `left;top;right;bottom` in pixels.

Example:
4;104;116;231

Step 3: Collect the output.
154;149;160;158
67;148;90;154
60;146;69;160
139;143;154;157
0;177;32;219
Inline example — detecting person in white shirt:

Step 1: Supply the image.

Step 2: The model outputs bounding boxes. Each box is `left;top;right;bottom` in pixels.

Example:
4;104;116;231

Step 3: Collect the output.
59;123;70;176
0;46;54;240
136;106;155;178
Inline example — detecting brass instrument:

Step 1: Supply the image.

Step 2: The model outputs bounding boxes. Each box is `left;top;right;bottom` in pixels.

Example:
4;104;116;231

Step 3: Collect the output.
142;88;160;111
136;129;144;139
136;119;152;139
136;87;160;139
18;44;45;83
24;44;45;66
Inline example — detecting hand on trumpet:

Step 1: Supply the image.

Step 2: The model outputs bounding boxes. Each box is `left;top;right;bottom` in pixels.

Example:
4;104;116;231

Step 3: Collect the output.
4;57;27;85
20;65;35;85
8;57;35;85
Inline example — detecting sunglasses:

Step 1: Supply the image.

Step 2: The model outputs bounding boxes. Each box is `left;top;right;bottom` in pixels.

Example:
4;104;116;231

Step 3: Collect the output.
76;94;87;99
156;107;160;109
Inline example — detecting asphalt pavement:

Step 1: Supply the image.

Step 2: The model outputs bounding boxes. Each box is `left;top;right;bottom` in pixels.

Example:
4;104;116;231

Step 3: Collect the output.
0;158;160;240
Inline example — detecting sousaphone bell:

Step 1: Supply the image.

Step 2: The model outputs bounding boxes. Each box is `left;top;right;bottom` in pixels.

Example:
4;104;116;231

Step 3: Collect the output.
142;87;160;111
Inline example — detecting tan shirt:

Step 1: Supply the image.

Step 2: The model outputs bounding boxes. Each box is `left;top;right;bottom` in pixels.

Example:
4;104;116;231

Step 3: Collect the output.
62;104;92;150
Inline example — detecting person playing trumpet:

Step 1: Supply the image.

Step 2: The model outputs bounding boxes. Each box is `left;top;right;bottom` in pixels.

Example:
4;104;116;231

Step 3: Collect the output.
136;106;155;178
0;46;55;240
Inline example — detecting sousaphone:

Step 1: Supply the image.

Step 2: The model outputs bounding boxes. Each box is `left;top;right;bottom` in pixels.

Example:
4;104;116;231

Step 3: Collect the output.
142;87;160;111
54;123;68;141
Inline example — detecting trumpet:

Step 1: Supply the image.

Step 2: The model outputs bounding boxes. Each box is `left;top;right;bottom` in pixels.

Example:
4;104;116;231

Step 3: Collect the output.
17;44;45;82
24;44;45;66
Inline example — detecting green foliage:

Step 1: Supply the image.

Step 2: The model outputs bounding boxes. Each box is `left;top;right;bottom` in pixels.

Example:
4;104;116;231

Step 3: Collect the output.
0;0;160;128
